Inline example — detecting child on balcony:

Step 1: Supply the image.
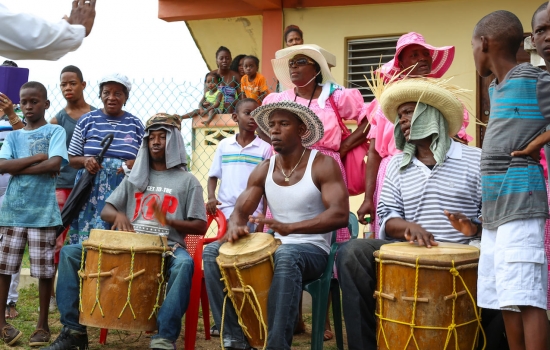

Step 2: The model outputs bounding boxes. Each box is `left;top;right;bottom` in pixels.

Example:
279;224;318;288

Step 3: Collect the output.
241;55;270;105
180;72;224;126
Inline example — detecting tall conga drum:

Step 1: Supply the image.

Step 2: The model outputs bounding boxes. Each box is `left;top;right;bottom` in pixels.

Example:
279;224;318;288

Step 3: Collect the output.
217;232;281;349
374;242;482;350
79;229;168;331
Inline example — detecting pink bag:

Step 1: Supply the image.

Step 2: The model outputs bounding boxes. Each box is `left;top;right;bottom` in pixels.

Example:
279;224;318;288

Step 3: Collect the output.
329;95;368;196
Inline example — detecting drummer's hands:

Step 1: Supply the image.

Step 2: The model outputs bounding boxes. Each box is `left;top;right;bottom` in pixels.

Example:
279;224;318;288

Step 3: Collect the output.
223;222;250;243
152;201;168;226
112;212;134;232
250;215;292;236
404;223;438;248
444;210;477;237
84;157;102;175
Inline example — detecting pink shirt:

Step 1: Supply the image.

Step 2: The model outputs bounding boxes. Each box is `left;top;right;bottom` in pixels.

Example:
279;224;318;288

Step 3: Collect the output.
541;149;548;180
366;98;473;158
263;88;368;151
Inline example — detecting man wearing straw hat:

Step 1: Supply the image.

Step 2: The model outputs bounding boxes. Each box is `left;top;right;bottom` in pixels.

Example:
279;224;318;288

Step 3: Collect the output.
203;101;349;350
336;79;506;350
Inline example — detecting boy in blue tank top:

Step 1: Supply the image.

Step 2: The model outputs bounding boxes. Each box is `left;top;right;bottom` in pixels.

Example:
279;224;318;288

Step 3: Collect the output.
472;10;549;349
0;82;68;347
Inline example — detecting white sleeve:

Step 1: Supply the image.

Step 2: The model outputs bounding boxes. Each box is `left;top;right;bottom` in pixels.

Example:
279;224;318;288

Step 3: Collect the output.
0;3;86;61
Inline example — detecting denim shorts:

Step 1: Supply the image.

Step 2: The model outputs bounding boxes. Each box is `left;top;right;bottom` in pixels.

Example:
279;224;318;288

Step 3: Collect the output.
478;218;548;311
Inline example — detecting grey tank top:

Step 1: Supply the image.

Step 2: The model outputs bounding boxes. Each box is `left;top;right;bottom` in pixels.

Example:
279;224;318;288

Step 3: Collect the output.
265;149;330;253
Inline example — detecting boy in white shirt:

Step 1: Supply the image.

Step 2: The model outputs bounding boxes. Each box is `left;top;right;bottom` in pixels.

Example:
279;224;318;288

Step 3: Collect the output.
207;98;271;225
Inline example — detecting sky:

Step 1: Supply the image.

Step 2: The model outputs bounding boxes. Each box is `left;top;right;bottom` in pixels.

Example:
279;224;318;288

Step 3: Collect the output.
0;0;208;84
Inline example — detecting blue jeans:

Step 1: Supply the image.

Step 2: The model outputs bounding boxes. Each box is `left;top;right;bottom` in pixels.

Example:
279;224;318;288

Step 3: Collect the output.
203;242;328;350
56;243;193;348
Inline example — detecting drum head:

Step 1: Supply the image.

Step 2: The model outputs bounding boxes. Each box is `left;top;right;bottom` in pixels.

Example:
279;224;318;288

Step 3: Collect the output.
86;229;168;251
379;242;479;263
218;232;280;265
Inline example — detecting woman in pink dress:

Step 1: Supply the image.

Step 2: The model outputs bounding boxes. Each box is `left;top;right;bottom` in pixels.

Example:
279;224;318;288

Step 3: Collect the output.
264;44;370;243
357;32;473;237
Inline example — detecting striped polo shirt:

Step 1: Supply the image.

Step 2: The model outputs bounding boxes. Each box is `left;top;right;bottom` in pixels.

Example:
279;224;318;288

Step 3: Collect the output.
377;140;482;244
481;63;550;229
208;134;272;218
68;109;144;160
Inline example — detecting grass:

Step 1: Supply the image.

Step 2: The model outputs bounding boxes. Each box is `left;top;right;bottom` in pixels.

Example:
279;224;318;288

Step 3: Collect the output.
0;285;345;349
21;247;29;269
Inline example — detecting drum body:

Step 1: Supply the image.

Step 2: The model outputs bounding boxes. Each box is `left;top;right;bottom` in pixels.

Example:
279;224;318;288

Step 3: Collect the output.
217;233;281;348
79;229;168;331
374;242;481;350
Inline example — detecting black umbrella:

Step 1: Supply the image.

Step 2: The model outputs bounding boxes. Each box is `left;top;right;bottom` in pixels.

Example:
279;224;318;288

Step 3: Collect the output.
56;133;114;237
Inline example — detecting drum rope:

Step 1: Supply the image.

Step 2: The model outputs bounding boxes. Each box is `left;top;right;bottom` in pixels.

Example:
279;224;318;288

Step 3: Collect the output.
149;247;167;320
90;244;105;317
216;257;269;350
78;245;85;312
234;263;268;349
218;260;252;349
375;255;486;350
119;247;137;320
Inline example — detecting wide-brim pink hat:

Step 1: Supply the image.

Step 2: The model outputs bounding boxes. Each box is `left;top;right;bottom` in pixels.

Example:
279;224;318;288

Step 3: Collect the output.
378;32;455;80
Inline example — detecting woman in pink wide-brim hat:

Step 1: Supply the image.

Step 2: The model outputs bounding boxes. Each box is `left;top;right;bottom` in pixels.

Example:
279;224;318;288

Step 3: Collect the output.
357;32;472;237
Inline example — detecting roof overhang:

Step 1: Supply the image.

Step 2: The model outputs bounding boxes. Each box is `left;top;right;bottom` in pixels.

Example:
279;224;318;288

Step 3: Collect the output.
158;0;419;21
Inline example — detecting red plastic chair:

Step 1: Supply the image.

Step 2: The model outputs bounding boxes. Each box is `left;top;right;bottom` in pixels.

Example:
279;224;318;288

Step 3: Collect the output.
183;208;226;349
98;208;227;346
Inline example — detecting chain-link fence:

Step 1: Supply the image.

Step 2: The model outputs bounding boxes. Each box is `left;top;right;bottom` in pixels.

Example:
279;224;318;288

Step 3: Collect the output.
44;76;277;234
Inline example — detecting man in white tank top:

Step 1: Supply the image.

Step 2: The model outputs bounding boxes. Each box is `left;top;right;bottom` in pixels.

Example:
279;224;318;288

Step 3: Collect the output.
203;102;349;350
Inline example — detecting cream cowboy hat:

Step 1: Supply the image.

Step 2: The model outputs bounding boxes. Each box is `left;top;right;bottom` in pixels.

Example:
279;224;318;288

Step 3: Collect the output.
379;78;464;137
272;44;337;90
251;101;324;147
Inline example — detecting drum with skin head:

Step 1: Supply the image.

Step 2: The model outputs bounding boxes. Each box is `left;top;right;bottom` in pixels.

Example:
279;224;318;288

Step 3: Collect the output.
217;232;281;348
374;242;482;350
79;229;168;331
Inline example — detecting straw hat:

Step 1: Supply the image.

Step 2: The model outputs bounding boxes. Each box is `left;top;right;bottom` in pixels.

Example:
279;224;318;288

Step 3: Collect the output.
379;78;464;137
251;101;324;147
271;44;337;90
378;32;455;80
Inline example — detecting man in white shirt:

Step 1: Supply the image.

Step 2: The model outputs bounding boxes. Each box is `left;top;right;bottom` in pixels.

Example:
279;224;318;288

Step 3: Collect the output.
0;0;96;61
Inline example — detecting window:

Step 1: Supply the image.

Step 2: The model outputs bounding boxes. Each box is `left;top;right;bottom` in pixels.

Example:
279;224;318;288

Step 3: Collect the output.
347;36;400;102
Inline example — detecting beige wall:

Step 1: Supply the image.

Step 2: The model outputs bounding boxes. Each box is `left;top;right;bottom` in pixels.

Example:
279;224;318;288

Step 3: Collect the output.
187;16;263;71
188;0;541;229
283;0;542;143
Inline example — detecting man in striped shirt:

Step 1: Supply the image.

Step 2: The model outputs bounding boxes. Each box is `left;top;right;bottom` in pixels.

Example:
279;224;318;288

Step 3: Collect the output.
336;83;504;350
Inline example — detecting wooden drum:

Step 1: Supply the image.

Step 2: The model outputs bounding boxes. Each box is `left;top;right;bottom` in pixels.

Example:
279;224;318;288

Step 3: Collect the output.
217;232;281;348
374;242;482;350
79;229;168;331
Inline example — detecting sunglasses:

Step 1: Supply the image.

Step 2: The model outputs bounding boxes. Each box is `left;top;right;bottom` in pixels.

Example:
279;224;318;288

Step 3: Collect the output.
288;57;316;68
